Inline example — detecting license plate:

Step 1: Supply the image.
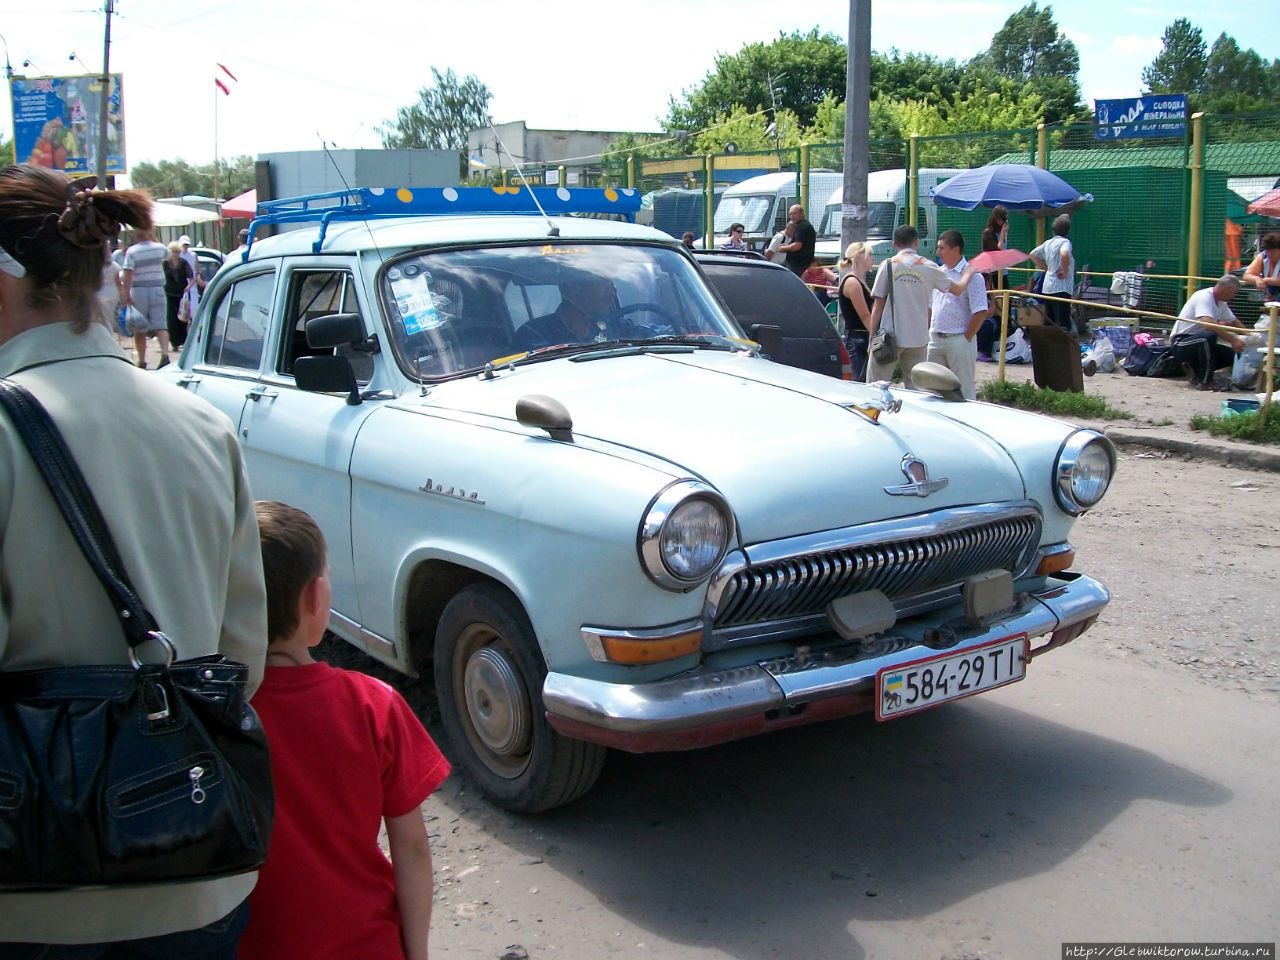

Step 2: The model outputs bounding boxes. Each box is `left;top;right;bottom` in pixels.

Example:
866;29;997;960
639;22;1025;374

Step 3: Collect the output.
876;634;1028;721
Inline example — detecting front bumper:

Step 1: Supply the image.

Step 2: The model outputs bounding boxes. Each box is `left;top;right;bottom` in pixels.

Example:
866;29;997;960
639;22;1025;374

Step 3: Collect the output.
543;572;1108;752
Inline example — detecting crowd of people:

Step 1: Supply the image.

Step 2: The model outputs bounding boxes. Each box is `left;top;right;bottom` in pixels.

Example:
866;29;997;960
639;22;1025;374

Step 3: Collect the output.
0;164;449;959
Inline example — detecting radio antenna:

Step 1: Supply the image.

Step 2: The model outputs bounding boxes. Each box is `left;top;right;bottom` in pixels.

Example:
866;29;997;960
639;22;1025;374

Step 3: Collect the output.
488;119;558;237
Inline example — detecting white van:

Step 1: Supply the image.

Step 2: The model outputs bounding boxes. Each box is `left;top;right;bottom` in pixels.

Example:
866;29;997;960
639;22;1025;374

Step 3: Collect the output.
815;168;964;264
710;170;843;253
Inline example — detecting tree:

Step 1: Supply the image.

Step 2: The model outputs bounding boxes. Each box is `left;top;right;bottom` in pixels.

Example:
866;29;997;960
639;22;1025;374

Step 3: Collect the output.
665;29;847;134
128;155;254;199
0;136;13;167
870;50;969;108
1202;33;1277;112
1142;18;1207;95
379;68;493;181
973;3;1084;124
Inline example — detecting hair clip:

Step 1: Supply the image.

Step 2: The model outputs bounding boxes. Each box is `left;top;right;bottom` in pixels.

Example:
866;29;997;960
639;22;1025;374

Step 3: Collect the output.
0;247;26;279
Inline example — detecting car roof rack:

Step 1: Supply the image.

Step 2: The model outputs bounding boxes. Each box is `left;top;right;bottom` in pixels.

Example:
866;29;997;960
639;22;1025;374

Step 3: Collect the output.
244;185;643;255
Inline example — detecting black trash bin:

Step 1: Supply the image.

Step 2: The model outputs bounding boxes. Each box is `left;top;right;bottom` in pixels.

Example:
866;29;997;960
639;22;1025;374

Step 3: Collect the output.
1022;324;1084;393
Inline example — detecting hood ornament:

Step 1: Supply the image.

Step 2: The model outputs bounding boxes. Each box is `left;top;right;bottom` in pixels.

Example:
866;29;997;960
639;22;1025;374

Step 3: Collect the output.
849;381;902;424
884;454;949;498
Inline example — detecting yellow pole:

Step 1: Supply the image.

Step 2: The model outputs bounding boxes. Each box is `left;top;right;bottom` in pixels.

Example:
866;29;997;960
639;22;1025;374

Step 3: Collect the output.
1035;123;1048;249
1265;304;1277;418
908;134;919;228
1186;112;1205;303
800;143;810;214
997;290;1010;382
704;154;713;250
626;156;635;190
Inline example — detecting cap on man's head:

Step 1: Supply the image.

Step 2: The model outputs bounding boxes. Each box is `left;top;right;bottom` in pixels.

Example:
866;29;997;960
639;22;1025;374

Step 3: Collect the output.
178;235;193;247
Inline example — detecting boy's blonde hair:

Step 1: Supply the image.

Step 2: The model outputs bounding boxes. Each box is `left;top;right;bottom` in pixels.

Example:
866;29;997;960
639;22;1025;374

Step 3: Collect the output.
256;501;327;643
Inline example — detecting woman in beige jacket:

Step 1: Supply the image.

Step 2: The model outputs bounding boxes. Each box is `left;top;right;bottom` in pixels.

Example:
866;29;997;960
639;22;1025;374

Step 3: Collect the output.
0;165;268;957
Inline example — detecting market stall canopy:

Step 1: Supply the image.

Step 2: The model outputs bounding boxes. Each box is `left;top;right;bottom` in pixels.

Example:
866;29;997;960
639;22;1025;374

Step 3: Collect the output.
151;201;220;228
1246;185;1280;218
930;164;1093;217
221;188;257;220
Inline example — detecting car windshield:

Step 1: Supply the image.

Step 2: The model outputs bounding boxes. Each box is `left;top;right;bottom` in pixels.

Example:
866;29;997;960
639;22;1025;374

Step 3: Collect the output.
712;194;772;234
866;202;896;238
380;242;743;379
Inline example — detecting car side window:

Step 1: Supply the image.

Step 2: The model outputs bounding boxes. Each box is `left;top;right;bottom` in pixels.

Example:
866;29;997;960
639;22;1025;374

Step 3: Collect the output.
917;207;929;237
278;270;370;381
204;272;274;370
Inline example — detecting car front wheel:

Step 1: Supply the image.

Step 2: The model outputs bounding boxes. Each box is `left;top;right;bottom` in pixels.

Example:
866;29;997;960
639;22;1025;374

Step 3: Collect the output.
434;582;606;812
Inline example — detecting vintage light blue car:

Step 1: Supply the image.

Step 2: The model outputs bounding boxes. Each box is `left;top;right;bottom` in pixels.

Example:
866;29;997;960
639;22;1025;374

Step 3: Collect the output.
163;187;1114;812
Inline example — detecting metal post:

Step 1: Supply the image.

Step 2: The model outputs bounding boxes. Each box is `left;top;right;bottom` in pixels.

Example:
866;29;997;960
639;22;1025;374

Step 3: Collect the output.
799;143;810;214
1035;123;1048;249
1265;304;1277;418
626;156;634;190
704;154;713;249
997;290;1010;382
95;0;113;186
1186;112;1205;302
908;135;918;228
840;0;870;254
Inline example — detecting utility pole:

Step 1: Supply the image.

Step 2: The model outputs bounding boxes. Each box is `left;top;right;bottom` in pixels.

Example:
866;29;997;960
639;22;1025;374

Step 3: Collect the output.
96;0;113;186
841;0;871;254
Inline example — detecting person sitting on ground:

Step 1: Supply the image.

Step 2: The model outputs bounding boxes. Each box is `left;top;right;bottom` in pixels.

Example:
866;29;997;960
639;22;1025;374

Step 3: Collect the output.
1169;274;1246;391
237;501;451;960
1243;231;1280;300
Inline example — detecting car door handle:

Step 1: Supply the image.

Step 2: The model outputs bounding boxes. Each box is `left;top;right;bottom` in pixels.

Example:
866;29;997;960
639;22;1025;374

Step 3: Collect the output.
246;386;278;402
175;373;201;390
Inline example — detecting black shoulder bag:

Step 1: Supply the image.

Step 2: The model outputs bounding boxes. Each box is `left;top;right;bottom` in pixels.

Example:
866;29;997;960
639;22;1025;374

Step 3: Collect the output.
0;379;273;890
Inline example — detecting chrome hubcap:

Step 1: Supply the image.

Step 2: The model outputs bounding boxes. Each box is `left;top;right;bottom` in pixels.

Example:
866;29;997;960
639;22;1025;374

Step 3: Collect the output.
463;646;531;757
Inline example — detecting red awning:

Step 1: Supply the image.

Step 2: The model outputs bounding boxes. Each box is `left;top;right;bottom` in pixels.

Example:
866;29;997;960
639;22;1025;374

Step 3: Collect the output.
221;188;257;219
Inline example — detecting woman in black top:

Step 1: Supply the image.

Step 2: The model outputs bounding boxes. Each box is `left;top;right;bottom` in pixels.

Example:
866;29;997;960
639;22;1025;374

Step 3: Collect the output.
162;240;193;348
836;241;875;381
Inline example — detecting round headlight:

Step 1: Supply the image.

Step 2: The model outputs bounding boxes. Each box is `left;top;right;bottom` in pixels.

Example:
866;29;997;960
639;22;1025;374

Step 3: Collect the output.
638;481;733;591
1054;431;1116;515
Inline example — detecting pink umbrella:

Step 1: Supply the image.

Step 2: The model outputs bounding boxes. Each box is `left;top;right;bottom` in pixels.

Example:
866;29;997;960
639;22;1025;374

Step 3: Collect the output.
968;248;1030;273
1247;186;1280;217
220;188;257;219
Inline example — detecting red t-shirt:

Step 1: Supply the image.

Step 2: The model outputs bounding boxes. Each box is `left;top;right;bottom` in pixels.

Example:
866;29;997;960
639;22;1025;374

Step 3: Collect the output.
237;663;451;960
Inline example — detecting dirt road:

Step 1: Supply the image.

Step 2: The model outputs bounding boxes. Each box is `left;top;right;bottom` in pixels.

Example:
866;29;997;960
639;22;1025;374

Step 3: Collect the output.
325;454;1272;960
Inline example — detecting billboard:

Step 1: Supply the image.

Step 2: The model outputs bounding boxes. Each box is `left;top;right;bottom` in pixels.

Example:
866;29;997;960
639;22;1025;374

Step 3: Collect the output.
1094;95;1187;140
9;74;126;174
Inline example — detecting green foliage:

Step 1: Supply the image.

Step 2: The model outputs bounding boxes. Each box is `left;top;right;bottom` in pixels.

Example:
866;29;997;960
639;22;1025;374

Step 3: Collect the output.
128;155;254;200
972;2;1084;123
1190;407;1280;443
691;104;804;155
978;379;1134;420
1142;18;1208;95
0;136;13;167
870;51;968;106
666;29;847;133
805;93;845;143
378;68;493;181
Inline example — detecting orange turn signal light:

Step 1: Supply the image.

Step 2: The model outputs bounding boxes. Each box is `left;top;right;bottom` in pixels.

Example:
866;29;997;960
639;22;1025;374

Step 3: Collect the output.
599;628;703;664
1036;548;1076;576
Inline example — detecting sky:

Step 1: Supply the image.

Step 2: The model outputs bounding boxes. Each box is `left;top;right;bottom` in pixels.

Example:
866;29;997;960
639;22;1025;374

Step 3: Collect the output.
2;0;1278;187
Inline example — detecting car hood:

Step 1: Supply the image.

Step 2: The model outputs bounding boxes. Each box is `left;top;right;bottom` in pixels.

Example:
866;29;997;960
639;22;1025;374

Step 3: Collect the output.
417;350;1029;544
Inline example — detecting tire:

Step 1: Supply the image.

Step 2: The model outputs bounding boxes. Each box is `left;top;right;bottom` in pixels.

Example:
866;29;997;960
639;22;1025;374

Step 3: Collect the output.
434;582;606;812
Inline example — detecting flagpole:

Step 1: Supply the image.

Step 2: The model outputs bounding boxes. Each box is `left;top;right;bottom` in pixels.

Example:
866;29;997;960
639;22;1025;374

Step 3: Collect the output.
213;75;219;203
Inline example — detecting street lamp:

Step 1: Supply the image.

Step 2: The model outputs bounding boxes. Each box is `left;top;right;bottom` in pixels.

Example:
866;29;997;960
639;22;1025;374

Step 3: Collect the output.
69;52;93;73
0;33;14;79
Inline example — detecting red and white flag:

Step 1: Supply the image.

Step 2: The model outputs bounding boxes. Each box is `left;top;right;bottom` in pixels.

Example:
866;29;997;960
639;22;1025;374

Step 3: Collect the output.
215;63;237;96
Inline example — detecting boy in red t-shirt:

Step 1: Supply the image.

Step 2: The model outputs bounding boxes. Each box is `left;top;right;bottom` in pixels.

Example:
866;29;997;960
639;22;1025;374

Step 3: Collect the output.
238;502;450;960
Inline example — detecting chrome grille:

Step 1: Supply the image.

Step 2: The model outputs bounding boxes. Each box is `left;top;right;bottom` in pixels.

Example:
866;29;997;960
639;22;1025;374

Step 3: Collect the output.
712;511;1040;630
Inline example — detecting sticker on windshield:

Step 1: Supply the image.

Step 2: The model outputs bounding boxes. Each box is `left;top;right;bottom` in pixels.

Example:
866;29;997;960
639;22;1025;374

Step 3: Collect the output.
389;271;444;335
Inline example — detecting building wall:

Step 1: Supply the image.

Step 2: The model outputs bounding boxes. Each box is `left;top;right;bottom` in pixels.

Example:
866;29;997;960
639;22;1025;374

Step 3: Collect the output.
467;122;653;175
259;149;457;201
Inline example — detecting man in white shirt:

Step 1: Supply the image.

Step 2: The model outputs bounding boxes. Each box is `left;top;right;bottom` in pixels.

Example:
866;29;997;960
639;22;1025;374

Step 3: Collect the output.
1170;275;1246;390
926;230;989;399
867;225;978;389
765;223;792;262
1029;215;1076;333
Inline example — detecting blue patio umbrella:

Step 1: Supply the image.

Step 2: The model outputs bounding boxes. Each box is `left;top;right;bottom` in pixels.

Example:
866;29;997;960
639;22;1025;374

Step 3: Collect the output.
929;164;1092;217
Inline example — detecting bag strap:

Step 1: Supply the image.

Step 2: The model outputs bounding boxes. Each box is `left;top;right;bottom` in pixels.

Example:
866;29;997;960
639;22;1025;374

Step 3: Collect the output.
0;379;160;649
884;260;895;335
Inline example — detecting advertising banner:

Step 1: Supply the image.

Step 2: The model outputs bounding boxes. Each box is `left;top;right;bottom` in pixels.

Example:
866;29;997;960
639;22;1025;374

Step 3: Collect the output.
9;74;126;174
1094;95;1187;140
